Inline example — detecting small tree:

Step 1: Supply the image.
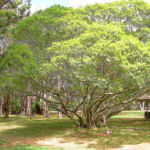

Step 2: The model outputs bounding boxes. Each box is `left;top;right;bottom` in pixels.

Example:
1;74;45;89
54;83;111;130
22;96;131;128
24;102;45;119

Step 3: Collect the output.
0;43;36;117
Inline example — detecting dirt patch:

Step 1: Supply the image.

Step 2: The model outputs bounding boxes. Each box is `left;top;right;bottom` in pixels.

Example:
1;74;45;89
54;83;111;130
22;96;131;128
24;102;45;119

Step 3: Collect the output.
111;143;150;150
36;138;150;150
36;138;98;150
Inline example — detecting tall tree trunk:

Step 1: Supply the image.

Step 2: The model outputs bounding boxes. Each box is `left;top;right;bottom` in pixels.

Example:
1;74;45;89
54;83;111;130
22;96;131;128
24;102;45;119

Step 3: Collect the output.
4;94;10;118
100;115;107;127
27;97;32;119
58;74;63;118
20;96;28;115
86;120;97;129
43;101;49;118
35;96;42;114
138;101;145;110
58;105;63;118
0;96;3;115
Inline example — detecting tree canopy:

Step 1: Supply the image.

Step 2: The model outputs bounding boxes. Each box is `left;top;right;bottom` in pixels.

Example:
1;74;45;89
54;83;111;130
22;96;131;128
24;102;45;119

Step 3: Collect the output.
0;0;31;53
1;0;150;128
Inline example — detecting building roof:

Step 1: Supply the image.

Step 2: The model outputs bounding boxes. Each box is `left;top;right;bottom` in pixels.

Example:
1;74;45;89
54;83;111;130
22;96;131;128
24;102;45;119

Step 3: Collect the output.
137;94;150;101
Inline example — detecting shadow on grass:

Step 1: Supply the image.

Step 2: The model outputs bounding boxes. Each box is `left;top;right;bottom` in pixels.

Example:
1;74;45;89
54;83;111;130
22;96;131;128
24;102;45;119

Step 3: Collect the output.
88;118;150;149
0;116;73;149
0;113;150;149
8;145;63;150
0;116;73;138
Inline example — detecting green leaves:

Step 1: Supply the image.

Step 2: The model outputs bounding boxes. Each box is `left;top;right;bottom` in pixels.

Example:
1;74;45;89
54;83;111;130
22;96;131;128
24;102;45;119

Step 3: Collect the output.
0;44;36;94
80;0;150;42
1;0;150;103
46;22;150;95
0;0;31;36
0;44;34;70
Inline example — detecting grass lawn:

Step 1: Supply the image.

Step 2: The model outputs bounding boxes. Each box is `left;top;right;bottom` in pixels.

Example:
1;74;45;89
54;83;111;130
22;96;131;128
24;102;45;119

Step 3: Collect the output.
0;111;150;150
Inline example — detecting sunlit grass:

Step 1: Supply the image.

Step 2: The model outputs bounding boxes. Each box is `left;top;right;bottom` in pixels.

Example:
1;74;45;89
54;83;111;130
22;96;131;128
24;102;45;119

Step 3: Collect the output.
0;123;25;132
111;111;144;118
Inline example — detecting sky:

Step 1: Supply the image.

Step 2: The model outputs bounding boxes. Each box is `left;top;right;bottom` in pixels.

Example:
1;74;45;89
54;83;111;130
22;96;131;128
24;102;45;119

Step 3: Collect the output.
31;0;150;14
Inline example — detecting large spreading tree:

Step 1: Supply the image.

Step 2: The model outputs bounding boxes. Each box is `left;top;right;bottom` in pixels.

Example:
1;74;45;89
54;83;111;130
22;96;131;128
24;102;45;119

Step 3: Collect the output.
31;23;150;128
2;0;150;127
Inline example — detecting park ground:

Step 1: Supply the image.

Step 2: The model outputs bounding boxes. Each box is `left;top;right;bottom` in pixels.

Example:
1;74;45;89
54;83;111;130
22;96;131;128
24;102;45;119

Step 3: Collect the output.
0;111;150;150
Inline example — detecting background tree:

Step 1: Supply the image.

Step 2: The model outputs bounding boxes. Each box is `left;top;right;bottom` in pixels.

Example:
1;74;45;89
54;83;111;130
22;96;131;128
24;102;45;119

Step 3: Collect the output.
0;0;31;53
12;5;88;118
0;43;36;117
0;0;31;117
12;5;87;62
77;0;150;42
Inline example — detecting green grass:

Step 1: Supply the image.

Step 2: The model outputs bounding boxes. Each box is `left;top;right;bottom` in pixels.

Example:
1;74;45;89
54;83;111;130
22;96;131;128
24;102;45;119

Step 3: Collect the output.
9;146;63;150
8;145;63;150
111;110;144;118
0;111;150;150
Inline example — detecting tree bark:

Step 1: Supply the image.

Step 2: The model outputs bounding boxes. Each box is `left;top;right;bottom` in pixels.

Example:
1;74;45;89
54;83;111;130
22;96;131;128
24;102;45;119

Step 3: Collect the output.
4;94;10;118
27;96;32;119
100;115;107;127
138;101;145;110
20;96;28;115
43;101;49;118
58;105;63;118
0;96;3;115
57;74;63;118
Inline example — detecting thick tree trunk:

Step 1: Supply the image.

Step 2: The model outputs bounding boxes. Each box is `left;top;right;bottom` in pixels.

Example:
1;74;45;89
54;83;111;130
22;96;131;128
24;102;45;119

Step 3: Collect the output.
86;121;97;129
43;101;49;118
138;102;145;110
100;115;107;127
35;97;42;114
27;97;32;119
4;94;10;118
20;96;28;115
11;103;15;114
